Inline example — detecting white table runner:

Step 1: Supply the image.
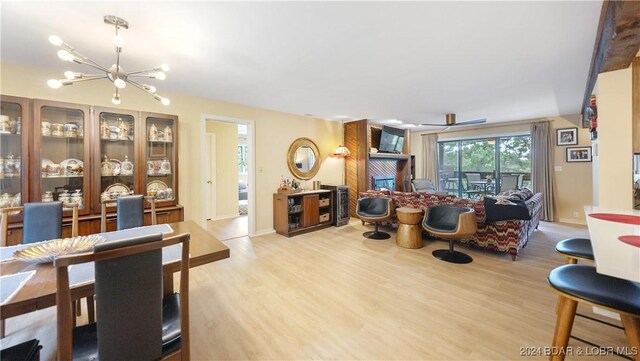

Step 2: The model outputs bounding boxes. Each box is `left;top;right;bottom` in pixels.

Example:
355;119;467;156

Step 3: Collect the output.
1;271;36;305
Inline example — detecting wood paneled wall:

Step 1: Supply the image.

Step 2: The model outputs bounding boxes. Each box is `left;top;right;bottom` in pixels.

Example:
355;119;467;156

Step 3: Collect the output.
345;120;368;217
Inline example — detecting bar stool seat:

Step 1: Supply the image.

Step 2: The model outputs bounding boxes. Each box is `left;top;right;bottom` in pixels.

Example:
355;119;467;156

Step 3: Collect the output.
555;238;594;263
548;264;640;361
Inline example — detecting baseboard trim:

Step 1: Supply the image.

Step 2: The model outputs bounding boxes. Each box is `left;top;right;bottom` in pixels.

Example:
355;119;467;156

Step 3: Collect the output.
557;217;587;225
250;228;275;237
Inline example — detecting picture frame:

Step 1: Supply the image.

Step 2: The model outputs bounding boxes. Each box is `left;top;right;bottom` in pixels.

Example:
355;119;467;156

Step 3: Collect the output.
556;127;578;146
566;146;592;163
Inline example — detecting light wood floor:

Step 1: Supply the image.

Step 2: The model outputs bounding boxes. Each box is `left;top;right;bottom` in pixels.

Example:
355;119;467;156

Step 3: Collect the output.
207;216;248;241
1;219;631;360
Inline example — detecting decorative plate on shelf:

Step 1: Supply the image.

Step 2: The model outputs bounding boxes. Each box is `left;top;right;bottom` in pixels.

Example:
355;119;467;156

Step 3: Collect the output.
13;234;105;264
104;183;131;195
147;180;168;192
60;158;84;175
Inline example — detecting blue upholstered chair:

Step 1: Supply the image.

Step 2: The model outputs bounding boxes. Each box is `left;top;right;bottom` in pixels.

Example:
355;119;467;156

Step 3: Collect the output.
54;232;191;360
0;201;79;337
100;195;156;233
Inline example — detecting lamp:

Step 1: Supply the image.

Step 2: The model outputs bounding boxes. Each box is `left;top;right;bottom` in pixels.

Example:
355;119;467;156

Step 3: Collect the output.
333;145;351;157
47;15;170;106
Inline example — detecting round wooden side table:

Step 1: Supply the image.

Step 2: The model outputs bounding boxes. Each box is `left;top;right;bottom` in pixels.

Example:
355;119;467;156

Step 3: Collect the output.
396;207;424;249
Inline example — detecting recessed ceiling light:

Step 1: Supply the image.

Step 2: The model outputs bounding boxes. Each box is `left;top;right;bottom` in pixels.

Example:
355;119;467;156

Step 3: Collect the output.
380;119;402;124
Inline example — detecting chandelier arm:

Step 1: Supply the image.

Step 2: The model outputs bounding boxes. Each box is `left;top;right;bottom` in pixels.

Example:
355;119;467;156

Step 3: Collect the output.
73;59;110;73
126;69;157;76
127;79;155;95
63;46;109;72
65;75;109;84
126;73;159;78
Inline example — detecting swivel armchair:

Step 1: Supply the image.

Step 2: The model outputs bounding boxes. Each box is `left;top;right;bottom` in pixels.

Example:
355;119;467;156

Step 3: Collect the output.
356;197;394;239
423;205;477;264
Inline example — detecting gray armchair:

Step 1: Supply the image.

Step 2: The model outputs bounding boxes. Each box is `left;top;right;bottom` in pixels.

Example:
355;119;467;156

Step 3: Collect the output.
411;179;447;194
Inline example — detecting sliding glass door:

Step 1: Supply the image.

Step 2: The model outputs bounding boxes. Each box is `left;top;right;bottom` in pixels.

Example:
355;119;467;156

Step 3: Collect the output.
437;135;531;198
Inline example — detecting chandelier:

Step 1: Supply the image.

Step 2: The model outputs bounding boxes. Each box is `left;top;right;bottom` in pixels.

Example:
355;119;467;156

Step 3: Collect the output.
47;15;170;106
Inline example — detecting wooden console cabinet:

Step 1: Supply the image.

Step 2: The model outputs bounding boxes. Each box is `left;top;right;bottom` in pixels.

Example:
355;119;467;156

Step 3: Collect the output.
273;190;333;237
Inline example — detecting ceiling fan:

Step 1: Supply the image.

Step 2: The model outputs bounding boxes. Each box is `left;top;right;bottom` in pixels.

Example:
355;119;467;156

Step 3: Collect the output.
420;113;486;127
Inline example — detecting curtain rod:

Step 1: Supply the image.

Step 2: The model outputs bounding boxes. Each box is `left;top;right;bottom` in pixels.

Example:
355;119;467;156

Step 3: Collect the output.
418;118;551;136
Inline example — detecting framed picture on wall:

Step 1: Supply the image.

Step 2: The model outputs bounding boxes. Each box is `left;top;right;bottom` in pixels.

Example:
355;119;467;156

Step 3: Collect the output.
556;127;578;146
566;147;592;163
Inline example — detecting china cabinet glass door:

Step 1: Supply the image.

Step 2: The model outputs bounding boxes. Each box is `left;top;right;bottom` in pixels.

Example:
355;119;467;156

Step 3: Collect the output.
0;96;29;220
33;100;91;216
92;108;140;212
143;113;178;207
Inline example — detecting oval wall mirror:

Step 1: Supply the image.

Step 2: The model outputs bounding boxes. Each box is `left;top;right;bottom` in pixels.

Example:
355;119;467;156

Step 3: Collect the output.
287;137;321;180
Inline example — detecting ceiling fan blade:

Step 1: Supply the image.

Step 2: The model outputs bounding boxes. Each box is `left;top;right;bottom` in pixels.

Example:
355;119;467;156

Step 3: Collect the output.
456;118;487;125
418;123;452;126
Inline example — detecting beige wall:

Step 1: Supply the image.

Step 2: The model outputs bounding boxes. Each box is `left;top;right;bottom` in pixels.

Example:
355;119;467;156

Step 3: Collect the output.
549;115;593;223
411;117;594;223
593;66;634;209
206;121;239;218
1;63;343;234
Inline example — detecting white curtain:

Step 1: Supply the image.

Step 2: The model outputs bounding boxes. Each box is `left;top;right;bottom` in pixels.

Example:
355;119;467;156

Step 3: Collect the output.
421;134;439;188
531;122;555;221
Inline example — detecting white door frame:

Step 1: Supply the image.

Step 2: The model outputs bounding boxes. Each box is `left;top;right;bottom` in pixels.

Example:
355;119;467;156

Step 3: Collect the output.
205;133;216;220
200;113;256;236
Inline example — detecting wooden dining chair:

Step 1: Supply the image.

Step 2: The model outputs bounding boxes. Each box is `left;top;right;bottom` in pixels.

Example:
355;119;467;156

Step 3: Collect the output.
55;232;191;360
100;195;157;233
0;202;78;247
0;201;79;338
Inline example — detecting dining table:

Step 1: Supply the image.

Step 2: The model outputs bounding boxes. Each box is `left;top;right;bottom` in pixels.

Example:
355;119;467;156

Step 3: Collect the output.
584;206;640;282
466;180;494;197
0;221;230;330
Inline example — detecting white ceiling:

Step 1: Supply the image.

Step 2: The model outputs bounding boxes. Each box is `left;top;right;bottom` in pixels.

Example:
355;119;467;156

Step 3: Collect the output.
1;1;602;130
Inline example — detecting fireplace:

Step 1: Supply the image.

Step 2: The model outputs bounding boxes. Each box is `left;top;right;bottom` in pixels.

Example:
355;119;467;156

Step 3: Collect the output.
373;176;395;191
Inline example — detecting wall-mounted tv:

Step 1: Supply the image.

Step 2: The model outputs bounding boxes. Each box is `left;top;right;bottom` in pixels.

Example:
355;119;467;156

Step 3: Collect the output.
378;126;405;154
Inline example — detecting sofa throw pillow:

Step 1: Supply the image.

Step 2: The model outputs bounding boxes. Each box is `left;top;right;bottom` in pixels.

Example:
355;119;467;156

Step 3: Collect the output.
484;197;531;222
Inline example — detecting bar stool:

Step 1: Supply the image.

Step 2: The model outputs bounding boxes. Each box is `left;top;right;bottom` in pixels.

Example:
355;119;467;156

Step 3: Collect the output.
548;264;640;361
555;238;594;264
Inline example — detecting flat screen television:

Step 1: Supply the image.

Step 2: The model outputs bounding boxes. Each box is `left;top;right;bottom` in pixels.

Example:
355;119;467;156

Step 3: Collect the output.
378;126;405;154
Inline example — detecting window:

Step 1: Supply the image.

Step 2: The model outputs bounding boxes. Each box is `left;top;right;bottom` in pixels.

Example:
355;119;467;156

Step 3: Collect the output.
237;144;248;174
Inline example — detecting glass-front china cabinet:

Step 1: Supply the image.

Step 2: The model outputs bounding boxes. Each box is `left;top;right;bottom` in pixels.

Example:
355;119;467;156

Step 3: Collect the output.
32;100;91;216
143;113;178;207
0;96;30;221
92;108;140;212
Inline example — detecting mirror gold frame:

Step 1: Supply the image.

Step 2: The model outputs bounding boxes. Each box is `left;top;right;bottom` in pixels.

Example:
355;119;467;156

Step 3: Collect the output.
287;137;321;180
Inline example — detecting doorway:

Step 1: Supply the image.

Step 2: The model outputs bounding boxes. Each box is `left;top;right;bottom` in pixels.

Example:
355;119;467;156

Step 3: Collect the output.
201;114;255;239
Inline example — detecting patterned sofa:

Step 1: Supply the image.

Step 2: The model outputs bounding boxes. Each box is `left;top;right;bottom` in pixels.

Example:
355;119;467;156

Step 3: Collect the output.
359;189;544;261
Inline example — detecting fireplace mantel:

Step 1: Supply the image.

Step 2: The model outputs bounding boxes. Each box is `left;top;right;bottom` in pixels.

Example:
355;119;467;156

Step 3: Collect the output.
369;153;411;161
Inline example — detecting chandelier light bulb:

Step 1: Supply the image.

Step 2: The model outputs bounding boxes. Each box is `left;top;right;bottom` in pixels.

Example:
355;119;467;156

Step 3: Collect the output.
47;79;63;89
161;97;170;106
157;64;170;72
154;71;166;80
112;93;121;105
49;35;63;46
64;71;76;79
113;78;127;89
57;49;74;62
113;35;124;47
143;84;157;93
